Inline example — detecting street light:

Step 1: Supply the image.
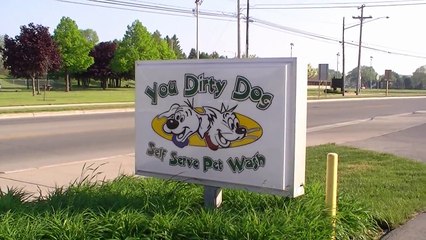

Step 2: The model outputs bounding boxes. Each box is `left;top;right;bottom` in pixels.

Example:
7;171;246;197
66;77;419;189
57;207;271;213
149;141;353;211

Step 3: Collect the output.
290;43;294;57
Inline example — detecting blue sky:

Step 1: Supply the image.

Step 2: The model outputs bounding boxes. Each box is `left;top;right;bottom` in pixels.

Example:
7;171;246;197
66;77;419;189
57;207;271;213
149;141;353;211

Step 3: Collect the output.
1;0;426;76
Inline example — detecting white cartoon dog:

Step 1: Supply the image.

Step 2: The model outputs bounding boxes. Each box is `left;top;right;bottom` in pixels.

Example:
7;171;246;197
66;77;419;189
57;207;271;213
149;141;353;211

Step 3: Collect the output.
203;104;247;151
158;100;210;148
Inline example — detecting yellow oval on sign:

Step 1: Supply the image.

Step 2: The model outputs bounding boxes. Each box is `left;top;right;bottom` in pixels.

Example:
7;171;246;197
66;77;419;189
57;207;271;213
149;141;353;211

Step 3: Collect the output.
151;107;262;149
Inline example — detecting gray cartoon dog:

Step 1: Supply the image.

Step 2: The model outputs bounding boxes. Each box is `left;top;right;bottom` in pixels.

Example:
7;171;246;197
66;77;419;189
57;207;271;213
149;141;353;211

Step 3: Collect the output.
158;101;247;150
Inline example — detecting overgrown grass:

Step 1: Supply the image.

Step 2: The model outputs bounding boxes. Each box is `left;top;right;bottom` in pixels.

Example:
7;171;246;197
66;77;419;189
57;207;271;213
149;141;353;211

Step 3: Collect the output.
0;179;374;239
0;146;425;239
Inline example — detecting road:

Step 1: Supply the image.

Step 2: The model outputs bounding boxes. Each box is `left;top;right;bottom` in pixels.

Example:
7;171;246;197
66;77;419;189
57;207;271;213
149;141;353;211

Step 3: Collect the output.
0;113;134;172
307;97;426;128
1;97;425;172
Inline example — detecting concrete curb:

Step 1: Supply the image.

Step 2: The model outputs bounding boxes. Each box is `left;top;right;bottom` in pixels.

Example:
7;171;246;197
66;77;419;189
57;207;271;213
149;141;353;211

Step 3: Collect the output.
0;108;135;119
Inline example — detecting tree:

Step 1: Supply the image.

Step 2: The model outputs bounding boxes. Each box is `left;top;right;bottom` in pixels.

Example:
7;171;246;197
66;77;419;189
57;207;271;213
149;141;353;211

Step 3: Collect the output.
403;76;413;89
412;66;426;89
307;64;317;80
188;48;197;59
152;30;176;60
80;29;99;46
88;41;117;89
165;34;186;59
187;49;225;59
361;66;377;88
210;51;220;59
2;23;61;96
0;34;7;75
346;66;378;88
53;17;94;92
111;20;159;79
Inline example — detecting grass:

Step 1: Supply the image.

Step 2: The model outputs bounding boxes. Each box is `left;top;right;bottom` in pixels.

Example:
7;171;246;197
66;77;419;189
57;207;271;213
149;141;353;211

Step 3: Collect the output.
1;144;425;239
307;145;426;228
0;78;135;108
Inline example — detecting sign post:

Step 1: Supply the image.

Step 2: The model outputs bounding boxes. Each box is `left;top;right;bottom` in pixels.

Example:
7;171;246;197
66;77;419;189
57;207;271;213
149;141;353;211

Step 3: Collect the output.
135;58;307;201
318;64;329;98
385;69;392;96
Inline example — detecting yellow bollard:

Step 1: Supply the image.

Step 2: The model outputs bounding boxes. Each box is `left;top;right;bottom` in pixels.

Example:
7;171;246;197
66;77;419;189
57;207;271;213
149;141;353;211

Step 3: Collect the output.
326;153;338;239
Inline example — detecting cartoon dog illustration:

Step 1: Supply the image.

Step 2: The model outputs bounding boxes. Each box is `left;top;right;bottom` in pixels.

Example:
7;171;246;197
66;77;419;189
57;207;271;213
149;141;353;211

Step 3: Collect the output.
158;99;210;148
203;104;247;151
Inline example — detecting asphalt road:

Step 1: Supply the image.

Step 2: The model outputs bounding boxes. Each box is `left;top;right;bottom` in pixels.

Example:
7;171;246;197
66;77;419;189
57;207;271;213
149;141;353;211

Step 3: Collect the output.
0;113;135;171
307;97;426;128
1;97;425;172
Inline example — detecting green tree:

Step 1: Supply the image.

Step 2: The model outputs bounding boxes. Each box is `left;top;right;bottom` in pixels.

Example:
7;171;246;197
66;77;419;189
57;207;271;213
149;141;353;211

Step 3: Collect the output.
347;66;378;88
0;34;7;75
361;66;377;88
188;48;197;59
412;66;426;89
403;76;413;89
210;51;220;59
307;64;317;80
152;30;176;60
111;20;159;79
53;17;94;92
80;28;99;46
165;34;186;59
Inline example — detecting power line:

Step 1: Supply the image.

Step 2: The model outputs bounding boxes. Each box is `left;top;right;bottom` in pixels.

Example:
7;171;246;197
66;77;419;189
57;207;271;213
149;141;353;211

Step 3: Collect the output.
254;0;426;6
54;0;426;59
251;0;426;9
55;0;236;20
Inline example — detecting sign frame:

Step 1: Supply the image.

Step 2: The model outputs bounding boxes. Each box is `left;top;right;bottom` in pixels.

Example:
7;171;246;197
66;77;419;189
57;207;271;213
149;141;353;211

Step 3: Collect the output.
135;58;306;197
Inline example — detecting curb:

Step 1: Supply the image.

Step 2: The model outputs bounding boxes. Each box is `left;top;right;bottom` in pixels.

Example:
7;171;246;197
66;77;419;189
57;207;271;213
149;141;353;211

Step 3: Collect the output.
0;108;135;119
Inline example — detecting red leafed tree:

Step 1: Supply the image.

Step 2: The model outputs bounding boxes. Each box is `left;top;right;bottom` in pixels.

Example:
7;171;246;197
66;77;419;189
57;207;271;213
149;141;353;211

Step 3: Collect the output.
88;41;117;89
2;23;61;96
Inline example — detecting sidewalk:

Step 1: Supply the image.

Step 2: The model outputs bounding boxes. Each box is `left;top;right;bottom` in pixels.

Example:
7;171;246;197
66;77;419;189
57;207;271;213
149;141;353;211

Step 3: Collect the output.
0;154;134;197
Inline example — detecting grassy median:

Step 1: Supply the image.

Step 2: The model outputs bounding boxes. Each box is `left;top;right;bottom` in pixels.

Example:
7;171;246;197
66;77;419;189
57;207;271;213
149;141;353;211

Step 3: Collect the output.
0;77;135;108
1;144;425;239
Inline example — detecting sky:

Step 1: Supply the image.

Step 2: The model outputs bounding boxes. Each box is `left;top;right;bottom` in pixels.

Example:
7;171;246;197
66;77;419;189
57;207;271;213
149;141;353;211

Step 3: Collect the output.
2;0;426;76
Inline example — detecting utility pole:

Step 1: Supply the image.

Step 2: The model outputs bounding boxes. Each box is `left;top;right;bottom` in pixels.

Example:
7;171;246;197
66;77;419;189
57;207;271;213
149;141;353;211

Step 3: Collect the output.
353;4;372;95
237;0;241;58
342;17;345;96
195;0;203;59
245;0;249;58
370;56;373;88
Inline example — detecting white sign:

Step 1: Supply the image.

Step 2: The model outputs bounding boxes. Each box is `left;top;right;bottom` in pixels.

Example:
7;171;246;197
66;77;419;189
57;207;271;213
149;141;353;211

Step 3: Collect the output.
135;58;306;197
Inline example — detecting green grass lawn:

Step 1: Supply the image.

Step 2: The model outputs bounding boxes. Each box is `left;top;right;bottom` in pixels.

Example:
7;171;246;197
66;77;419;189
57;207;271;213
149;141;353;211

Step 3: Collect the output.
1;144;425;239
0;76;135;107
0;88;135;107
